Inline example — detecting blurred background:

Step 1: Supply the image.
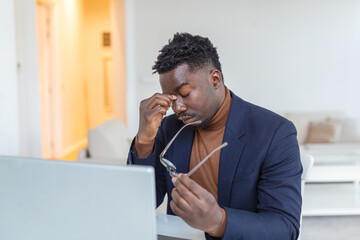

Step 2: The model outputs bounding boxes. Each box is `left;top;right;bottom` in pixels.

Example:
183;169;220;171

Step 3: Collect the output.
1;0;359;160
1;1;360;239
1;0;126;160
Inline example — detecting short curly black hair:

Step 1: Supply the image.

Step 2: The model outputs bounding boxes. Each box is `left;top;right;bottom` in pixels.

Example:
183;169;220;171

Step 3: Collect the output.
152;33;223;80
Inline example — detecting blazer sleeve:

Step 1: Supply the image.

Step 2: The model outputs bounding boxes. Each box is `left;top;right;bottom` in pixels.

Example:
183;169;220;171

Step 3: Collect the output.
221;120;302;240
127;129;168;208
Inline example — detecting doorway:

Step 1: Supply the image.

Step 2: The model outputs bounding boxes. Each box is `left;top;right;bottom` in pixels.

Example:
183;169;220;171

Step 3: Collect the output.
35;0;127;160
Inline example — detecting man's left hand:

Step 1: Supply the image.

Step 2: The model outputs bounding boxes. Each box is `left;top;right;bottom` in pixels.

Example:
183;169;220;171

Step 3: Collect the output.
170;173;223;235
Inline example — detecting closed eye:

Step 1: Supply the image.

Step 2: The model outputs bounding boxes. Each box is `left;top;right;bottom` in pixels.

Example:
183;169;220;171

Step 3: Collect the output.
180;92;190;98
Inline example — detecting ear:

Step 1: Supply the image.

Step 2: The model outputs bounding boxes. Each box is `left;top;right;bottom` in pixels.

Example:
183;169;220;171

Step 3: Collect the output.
210;70;222;88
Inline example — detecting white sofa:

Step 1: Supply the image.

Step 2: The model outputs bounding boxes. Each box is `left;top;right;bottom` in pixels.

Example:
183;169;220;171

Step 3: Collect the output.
284;112;360;151
77;119;131;165
287;113;360;217
283;112;360;175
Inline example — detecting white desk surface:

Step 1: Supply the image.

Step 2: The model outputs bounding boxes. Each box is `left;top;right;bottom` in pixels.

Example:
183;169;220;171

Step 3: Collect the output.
76;158;127;165
303;183;360;216
157;214;205;240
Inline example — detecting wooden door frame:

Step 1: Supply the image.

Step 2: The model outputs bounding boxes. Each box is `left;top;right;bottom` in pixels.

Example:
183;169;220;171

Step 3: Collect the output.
36;0;63;159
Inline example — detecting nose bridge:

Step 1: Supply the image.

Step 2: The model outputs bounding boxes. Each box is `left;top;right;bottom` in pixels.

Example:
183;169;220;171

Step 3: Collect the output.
173;97;185;113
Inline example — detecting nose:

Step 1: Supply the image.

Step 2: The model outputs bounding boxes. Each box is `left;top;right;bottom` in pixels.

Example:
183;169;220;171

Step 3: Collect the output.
172;98;186;114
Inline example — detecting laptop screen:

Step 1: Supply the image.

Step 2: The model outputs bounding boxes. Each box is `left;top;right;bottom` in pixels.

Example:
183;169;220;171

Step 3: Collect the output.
0;156;157;240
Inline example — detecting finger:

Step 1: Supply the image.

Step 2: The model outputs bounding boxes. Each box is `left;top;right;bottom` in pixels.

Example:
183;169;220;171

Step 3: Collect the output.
173;176;201;204
149;98;171;110
177;174;210;201
149;94;176;109
149;105;168;116
171;188;193;213
170;199;186;217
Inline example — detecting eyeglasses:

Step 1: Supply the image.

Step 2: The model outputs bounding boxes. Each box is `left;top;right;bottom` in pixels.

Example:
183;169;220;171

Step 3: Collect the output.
159;120;228;178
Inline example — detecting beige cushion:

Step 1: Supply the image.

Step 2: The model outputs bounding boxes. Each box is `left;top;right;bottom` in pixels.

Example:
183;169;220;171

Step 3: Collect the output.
284;112;345;144
305;119;343;143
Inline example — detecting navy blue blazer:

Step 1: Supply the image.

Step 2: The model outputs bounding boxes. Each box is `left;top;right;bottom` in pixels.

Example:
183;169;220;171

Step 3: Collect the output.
128;91;302;240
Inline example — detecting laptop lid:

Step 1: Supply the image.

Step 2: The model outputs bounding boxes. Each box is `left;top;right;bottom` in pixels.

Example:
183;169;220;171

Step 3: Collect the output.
0;156;157;240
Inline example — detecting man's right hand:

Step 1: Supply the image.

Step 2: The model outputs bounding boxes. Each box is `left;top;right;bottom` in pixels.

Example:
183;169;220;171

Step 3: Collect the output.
137;93;177;144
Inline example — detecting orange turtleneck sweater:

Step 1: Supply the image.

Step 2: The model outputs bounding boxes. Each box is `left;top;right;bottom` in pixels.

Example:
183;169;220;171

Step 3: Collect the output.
187;87;231;237
135;87;232;237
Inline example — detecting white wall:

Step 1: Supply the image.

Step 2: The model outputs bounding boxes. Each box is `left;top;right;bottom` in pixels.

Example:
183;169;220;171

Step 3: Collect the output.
126;0;360;137
14;0;42;157
0;0;42;157
0;0;20;155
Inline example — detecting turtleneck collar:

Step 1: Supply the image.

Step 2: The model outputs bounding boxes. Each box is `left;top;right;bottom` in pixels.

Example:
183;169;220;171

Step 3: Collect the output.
202;86;232;131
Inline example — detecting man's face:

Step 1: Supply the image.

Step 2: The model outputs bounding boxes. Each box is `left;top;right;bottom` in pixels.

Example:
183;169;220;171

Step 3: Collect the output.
160;64;222;128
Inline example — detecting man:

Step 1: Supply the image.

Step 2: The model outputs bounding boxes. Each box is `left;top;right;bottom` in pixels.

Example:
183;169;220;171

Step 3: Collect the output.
128;33;302;239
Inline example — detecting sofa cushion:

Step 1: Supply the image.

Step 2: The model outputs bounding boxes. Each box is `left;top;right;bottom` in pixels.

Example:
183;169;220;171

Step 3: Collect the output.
305;119;343;143
339;118;360;142
87;119;130;160
284;112;345;144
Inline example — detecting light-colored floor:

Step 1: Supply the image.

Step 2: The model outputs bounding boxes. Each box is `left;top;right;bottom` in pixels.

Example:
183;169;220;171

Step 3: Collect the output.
302;216;360;240
62;143;87;161
62;151;78;161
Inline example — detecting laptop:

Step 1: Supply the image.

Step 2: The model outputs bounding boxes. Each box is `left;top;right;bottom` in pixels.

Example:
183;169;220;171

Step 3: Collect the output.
0;156;157;240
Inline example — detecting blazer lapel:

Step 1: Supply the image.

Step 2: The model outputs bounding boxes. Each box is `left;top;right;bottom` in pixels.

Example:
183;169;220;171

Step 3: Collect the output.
218;93;246;207
172;126;195;174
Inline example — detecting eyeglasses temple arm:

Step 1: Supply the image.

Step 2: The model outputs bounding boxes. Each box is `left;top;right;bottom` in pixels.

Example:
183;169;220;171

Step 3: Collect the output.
160;120;201;158
187;142;228;177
